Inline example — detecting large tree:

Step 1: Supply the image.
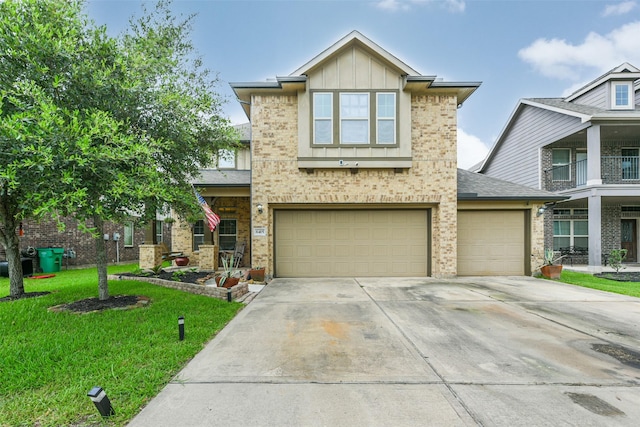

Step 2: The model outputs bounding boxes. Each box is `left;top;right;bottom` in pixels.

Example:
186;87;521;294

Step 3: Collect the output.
0;0;237;300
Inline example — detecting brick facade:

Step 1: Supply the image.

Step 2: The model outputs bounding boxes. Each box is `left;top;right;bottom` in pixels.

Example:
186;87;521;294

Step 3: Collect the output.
0;216;163;271
249;93;459;277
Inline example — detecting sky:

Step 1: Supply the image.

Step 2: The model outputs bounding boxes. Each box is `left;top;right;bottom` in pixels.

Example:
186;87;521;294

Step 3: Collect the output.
84;0;640;169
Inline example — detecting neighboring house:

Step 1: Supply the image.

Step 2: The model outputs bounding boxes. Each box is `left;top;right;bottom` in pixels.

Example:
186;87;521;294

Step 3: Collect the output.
172;31;560;277
477;63;640;272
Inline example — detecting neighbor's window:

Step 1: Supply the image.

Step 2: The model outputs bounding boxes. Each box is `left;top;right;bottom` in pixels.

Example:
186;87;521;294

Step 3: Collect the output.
553;219;588;250
124;222;134;247
218;219;237;251
193;220;204;251
377;93;396;144
552;149;570;181
313;93;333;144
612;82;633;109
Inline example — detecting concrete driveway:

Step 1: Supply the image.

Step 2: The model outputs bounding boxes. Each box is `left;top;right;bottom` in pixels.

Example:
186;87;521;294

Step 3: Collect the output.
128;276;640;426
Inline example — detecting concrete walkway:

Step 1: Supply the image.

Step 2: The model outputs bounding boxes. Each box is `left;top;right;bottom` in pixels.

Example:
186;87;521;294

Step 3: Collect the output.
128;276;640;426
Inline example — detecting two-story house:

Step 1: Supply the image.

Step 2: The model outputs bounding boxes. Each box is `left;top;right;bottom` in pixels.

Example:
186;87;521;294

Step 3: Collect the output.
162;31;561;278
477;63;640;272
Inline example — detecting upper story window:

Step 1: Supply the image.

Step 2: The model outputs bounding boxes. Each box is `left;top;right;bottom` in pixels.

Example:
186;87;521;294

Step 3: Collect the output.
217;150;236;169
611;82;633;109
552;149;570;181
312;90;397;146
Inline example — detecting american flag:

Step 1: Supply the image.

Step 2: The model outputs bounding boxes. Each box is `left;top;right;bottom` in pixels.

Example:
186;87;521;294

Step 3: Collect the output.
194;189;220;231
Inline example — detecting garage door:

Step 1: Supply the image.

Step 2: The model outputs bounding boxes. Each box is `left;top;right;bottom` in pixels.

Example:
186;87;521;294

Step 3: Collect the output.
457;210;526;276
275;210;429;277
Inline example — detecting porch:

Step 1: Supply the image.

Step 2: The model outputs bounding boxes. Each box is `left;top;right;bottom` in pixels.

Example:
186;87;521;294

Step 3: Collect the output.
544;156;640;192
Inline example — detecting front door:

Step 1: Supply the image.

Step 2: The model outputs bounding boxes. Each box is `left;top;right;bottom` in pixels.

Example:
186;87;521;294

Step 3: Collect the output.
621;219;637;262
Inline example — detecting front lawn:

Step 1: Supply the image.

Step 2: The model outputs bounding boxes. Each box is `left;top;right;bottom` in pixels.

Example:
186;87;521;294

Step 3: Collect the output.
0;264;243;426
559;270;640;298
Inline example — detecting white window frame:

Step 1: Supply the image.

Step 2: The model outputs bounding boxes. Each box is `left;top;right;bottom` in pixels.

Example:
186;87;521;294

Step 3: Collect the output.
313;92;333;145
340;93;370;144
155;220;163;243
611;82;633;109
193;220;204;251
218;219;237;251
553;209;588;250
376;92;396;144
552;148;571;181
124;222;134;247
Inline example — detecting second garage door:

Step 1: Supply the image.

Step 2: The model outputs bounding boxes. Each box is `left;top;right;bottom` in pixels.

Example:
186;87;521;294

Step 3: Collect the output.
275;210;429;277
457;210;527;276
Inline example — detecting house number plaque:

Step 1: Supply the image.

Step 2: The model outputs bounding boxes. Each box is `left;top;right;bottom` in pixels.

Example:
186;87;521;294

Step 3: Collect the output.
253;227;267;237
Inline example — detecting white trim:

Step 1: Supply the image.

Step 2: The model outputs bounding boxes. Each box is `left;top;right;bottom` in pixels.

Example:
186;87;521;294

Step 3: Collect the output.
611;81;634;110
565;62;640;102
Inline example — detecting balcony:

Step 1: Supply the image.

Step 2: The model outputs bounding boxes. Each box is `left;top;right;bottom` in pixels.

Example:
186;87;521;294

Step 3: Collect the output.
544;156;640;191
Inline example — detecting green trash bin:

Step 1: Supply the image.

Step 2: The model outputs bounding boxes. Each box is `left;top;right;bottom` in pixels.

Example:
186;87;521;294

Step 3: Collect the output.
37;248;62;273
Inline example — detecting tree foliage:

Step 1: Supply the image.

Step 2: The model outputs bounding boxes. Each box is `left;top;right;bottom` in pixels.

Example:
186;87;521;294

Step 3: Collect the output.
0;0;238;299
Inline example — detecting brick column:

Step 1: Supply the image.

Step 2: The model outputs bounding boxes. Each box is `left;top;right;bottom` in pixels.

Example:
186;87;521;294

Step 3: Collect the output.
198;244;218;271
139;244;162;269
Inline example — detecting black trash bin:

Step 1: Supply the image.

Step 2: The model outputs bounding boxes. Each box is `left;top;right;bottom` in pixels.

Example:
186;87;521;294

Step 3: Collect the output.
0;258;34;277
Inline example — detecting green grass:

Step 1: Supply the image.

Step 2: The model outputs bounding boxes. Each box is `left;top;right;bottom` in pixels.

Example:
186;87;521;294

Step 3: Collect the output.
0;264;243;427
557;270;640;298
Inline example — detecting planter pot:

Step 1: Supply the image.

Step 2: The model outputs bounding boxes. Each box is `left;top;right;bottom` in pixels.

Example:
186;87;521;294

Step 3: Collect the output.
174;257;190;267
541;264;562;279
248;268;265;282
215;276;240;288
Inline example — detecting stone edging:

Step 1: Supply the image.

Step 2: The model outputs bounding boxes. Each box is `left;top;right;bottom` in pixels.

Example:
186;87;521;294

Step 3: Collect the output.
108;274;248;301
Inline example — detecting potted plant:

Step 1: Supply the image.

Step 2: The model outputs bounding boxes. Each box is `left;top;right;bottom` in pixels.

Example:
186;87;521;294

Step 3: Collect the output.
540;248;563;279
216;255;241;288
248;266;265;282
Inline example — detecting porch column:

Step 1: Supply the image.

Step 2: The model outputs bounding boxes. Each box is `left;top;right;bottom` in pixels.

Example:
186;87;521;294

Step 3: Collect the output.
588;192;602;273
586;124;602;186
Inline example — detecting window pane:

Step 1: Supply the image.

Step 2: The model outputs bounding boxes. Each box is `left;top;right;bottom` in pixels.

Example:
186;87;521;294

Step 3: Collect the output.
193;220;204;251
314;93;332;118
124;222;133;246
553;237;570;250
377;93;395;117
615;84;629;106
574;237;588;248
553;220;570;235
340;93;368;118
314;119;332;144
573;221;588;236
219;219;236;234
155;221;163;243
341;120;369;144
552;149;570;164
219;236;235;251
377;119;395;144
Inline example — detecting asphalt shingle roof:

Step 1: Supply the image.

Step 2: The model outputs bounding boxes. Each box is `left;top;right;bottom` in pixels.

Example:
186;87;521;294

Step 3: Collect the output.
457;169;565;201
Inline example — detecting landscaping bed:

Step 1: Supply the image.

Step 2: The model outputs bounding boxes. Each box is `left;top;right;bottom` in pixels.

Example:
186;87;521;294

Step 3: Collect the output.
594;272;640;282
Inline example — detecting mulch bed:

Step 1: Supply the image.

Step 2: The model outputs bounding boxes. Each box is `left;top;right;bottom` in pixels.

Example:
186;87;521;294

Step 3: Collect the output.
594;272;640;282
120;270;217;285
0;291;51;302
49;295;151;313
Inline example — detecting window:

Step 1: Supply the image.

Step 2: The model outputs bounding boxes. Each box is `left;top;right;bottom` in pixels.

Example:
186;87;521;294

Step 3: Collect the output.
218;219;237;251
622;148;639;180
553;209;588;250
377;93;396;144
193;220;204;251
217;150;236;169
155;221;163;243
612;82;633;109
552;149;570;181
124;222;134;247
311;90;398;146
313;93;333;144
340;93;369;144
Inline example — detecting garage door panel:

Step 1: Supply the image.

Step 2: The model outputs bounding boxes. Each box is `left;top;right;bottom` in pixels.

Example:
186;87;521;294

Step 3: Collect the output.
458;211;525;276
276;210;429;277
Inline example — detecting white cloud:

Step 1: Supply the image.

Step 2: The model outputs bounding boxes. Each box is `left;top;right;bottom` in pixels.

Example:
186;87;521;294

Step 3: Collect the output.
457;128;489;169
375;0;465;13
518;21;640;80
603;1;636;16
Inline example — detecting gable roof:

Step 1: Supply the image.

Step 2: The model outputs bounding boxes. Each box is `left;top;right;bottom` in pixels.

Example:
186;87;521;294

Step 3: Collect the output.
230;31;481;119
565;62;640;102
457;169;565;202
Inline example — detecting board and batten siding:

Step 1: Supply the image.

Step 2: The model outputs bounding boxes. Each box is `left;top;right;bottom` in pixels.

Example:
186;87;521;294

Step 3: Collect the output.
571;83;607;108
483;105;585;188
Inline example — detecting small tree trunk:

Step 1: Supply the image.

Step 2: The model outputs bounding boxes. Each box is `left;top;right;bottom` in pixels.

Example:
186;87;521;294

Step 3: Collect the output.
93;215;109;301
0;218;25;297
